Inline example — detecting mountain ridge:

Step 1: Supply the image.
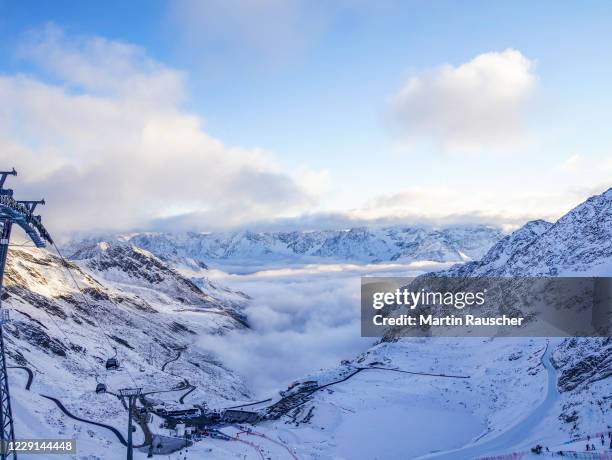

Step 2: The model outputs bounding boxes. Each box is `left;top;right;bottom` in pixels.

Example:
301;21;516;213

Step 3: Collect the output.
68;224;504;271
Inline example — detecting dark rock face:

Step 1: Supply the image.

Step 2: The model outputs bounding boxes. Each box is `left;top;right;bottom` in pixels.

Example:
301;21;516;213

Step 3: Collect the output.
552;337;612;392
73;243;204;297
8;321;67;357
169;321;196;335
72;242;232;311
6;285;68;320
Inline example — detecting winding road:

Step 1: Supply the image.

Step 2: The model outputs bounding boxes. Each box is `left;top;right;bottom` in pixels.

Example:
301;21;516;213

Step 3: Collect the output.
8;365;137;448
40;394;128;446
7;366;33;390
161;347;185;372
365;366;471;379
178;384;196;404
149;346;197;404
225;398;273;410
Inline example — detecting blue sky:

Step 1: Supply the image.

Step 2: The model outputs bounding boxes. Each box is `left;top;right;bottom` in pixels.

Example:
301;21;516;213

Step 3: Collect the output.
0;1;611;233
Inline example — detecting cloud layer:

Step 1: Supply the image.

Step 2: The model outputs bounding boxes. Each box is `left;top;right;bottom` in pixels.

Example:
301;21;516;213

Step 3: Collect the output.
0;25;321;236
202;261;440;396
391;49;536;151
1;26;602;237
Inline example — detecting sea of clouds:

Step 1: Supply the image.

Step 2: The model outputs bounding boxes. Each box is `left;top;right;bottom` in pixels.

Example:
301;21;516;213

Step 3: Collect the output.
202;261;447;396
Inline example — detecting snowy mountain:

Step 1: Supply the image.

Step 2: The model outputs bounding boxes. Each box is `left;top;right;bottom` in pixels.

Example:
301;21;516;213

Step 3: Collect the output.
3;189;611;459
551;337;611;392
6;244;245;371
70;241;248;323
400;189;612;442
0;223;507;459
497;188;612;276
70;225;503;270
2;243;253;457
458;190;612;434
273;188;612;458
443;188;612;277
442;219;553;277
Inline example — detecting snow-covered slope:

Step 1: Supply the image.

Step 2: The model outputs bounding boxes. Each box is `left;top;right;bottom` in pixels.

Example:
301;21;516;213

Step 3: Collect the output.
70;241;248;323
448;190;612;434
3;243;252;458
443;219;553;277
499;188;612;276
266;338;555;459
273;188;612;458
71;225;503;269
436;189;612;437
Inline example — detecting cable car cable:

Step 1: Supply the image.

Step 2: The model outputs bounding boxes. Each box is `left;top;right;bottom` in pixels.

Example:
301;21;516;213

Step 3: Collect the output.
11;273;102;383
50;241;139;388
6;244;114;393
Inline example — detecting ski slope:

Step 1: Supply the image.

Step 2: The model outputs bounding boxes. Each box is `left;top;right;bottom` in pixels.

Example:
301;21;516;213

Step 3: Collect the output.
419;340;560;459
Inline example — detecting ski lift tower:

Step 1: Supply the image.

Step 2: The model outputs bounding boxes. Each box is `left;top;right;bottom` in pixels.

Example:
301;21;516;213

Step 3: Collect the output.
118;388;142;460
0;169;52;460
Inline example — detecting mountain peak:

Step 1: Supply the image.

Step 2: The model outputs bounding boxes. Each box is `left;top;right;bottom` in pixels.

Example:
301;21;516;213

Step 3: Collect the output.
440;186;612;277
97;241;110;251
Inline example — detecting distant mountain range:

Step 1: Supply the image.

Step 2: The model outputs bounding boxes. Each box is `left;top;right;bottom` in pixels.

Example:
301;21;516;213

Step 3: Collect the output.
69;224;504;271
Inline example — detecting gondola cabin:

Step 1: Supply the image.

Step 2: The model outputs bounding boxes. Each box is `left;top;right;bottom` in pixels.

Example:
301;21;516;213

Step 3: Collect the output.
106;358;119;370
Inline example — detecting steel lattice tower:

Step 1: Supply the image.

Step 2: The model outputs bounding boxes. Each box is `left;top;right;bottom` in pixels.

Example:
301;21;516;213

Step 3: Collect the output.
0;169;52;460
0;219;16;460
118;388;142;460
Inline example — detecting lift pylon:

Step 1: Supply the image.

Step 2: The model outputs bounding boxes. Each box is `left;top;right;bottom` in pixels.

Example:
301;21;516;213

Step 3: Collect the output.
118;388;142;460
0;169;52;460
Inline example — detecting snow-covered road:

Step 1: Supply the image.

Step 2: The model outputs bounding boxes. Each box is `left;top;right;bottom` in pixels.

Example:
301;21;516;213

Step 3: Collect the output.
418;339;559;460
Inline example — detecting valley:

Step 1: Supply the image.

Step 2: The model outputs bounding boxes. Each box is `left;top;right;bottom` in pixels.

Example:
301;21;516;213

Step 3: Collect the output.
2;188;612;459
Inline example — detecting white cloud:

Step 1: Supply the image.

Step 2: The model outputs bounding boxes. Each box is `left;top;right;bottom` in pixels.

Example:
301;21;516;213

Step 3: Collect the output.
353;184;607;232
391;49;536;151
18;24;184;105
557;153;612;176
292;167;332;201
151;181;608;234
2;27;602;237
0;26;324;236
559;154;585;172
